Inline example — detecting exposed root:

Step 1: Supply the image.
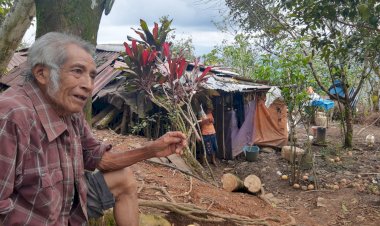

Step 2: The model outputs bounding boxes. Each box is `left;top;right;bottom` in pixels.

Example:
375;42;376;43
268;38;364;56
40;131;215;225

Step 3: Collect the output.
139;199;280;225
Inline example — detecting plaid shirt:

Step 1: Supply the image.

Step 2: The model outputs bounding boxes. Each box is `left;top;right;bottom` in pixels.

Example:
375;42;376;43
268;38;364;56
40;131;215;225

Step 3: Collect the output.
0;81;111;225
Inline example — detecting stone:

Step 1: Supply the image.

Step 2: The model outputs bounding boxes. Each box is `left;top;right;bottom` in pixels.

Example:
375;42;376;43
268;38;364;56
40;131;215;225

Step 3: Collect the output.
261;147;275;153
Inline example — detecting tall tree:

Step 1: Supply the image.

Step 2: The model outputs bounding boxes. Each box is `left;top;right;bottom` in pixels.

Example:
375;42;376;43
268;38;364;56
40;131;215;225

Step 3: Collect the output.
35;0;114;44
224;0;380;148
0;0;35;74
34;0;115;121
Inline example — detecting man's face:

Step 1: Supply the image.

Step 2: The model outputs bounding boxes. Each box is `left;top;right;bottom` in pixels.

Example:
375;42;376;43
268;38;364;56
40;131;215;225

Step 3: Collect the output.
46;44;96;116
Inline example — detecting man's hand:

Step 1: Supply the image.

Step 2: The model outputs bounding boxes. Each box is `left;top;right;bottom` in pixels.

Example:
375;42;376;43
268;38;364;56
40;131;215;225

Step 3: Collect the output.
146;131;187;157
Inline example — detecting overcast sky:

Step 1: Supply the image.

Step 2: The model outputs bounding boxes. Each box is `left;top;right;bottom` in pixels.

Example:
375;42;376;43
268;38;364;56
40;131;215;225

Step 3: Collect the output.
23;0;233;56
97;0;233;56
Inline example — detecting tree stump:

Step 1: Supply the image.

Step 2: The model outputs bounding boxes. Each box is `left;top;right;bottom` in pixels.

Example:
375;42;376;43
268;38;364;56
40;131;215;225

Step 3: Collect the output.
221;173;245;192
243;175;262;193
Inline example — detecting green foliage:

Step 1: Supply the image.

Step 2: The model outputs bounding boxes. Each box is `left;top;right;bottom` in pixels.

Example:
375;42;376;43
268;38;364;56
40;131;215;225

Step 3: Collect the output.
0;0;12;25
282;0;380;64
131;113;161;135
168;36;195;61
202;34;256;78
128;18;174;52
254;39;312;113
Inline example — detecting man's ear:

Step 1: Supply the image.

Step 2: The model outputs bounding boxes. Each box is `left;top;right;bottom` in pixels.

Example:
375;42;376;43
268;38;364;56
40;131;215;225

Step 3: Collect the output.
32;64;50;85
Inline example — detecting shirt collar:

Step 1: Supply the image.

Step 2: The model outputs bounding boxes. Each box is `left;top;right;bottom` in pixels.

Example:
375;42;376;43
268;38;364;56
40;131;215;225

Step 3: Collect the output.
23;80;68;142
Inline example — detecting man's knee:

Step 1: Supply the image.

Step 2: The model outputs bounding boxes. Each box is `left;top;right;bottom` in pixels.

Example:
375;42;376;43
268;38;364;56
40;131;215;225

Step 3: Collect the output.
104;167;138;199
119;168;138;195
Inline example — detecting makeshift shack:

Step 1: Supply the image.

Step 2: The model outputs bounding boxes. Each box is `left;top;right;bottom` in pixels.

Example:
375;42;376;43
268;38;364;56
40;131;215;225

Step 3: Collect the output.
199;68;288;159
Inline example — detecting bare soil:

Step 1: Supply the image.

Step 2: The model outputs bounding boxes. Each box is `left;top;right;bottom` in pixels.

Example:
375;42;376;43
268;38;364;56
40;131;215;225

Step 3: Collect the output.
93;116;380;226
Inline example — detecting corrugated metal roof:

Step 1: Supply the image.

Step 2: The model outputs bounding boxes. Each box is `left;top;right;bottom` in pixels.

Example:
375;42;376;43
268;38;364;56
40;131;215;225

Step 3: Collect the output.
6;52;27;71
0;49;123;99
202;75;272;92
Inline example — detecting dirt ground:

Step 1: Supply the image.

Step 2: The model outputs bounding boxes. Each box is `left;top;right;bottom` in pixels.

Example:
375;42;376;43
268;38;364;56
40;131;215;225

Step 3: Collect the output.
93;116;380;226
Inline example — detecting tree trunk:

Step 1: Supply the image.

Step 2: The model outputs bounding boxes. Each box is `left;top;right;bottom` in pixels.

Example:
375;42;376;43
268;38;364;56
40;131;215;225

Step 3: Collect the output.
35;0;107;123
35;0;106;44
344;105;353;148
0;0;35;75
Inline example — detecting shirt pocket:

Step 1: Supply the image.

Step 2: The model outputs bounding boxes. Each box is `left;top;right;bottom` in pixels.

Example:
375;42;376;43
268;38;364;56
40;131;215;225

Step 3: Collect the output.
36;169;64;221
18;169;64;221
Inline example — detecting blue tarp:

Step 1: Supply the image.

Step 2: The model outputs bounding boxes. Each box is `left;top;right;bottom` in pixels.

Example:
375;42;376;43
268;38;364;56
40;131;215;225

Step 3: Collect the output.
311;99;335;111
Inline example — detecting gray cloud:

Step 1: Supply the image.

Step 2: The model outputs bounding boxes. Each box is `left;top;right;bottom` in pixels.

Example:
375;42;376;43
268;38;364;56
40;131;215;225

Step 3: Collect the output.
97;0;232;56
100;0;226;30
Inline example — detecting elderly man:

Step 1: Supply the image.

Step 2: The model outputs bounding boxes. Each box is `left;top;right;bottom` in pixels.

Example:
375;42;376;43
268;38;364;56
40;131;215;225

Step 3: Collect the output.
0;32;187;226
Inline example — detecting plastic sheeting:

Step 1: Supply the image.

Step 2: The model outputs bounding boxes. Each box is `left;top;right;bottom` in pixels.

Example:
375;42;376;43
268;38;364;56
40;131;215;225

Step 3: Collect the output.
253;98;288;147
230;100;256;157
229;98;288;157
265;86;282;108
311;99;335;111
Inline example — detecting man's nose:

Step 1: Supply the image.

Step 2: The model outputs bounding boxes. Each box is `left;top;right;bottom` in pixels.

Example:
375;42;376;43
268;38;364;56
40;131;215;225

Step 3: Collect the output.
80;74;94;92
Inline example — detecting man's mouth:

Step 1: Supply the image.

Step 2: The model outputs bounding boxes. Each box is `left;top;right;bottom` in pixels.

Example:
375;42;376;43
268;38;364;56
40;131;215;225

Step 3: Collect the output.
73;94;88;102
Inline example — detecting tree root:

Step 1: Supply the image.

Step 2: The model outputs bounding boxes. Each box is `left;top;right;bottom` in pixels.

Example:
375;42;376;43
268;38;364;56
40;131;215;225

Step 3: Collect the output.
138;199;280;225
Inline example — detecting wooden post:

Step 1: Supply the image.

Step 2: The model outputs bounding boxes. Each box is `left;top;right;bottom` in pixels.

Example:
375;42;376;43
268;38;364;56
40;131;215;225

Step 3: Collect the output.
222;96;225;159
120;105;129;135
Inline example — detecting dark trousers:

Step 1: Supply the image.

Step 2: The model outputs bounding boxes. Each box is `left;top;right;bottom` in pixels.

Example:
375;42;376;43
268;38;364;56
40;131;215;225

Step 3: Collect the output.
203;134;218;156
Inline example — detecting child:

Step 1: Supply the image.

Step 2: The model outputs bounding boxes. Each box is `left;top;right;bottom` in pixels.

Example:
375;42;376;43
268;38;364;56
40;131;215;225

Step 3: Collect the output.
200;107;218;165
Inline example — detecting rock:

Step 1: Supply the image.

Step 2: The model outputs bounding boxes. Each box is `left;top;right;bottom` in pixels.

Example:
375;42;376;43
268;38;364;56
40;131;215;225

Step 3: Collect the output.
356;216;365;222
281;146;305;163
139;214;171;226
261;147;275;153
262;193;283;205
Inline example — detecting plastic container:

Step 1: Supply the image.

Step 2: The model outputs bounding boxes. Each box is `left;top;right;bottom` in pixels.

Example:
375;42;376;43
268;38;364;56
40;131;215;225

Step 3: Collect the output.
316;127;326;144
243;145;260;162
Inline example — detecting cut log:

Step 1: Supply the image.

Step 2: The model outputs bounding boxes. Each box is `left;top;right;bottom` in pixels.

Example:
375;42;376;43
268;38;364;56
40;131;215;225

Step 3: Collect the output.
91;105;114;125
244;175;262;193
221;173;245;192
94;108;119;129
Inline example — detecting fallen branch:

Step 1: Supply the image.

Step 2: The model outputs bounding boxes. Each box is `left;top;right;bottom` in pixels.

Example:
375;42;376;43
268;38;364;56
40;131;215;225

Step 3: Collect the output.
138;199;280;225
283;215;297;226
173;177;193;197
146;159;209;184
356;115;380;136
138;185;176;203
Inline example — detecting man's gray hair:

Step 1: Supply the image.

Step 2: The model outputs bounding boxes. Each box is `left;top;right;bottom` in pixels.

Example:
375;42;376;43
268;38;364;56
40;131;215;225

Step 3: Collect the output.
26;32;95;81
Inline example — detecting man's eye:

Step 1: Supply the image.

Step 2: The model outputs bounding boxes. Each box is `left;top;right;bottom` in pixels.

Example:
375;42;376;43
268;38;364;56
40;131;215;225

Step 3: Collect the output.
72;68;83;74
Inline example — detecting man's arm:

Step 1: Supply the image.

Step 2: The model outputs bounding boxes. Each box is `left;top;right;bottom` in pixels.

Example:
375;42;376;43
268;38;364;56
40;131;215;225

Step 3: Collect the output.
0;120;24;216
97;131;187;172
